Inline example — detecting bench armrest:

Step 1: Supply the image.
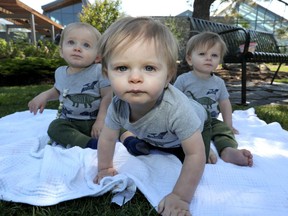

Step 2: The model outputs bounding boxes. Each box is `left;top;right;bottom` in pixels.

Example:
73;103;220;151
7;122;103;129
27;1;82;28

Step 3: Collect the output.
219;28;250;54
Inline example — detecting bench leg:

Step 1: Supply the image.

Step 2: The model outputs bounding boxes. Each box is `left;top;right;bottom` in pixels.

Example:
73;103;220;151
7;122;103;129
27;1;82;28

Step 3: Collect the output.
270;63;282;85
241;60;247;105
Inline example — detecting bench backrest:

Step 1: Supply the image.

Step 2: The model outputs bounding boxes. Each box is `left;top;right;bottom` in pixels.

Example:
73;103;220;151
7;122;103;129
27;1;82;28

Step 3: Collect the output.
249;30;280;53
189;17;281;63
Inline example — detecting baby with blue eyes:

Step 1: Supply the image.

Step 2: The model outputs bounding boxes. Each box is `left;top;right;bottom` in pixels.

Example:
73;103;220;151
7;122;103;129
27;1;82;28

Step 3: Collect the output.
60;23;101;72
28;22;112;149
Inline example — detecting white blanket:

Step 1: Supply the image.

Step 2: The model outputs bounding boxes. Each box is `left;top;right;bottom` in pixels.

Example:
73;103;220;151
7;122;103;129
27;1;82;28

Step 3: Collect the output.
1;108;288;215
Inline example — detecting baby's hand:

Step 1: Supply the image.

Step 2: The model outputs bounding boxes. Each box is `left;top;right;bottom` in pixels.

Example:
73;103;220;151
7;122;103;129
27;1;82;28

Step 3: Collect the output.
94;168;118;184
158;193;191;216
28;96;47;115
91;120;103;139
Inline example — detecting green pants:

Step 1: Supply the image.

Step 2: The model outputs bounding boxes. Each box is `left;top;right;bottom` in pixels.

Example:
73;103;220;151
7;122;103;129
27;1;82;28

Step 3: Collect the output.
47;118;95;148
148;113;212;163
202;113;212;162
211;118;238;154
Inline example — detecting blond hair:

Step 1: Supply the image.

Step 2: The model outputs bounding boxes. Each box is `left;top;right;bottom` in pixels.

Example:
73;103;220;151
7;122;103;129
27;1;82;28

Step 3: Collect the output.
59;22;101;47
98;17;179;81
186;31;227;61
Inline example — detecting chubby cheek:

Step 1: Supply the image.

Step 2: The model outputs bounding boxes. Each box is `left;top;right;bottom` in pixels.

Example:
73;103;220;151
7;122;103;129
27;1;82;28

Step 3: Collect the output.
147;80;167;96
109;78;125;95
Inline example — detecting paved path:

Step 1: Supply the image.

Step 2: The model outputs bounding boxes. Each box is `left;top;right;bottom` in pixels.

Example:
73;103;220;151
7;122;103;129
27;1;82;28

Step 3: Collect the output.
227;81;288;106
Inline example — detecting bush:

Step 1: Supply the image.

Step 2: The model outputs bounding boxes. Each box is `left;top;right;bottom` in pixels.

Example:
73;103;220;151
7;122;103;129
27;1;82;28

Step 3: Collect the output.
0;57;66;86
0;39;11;59
0;40;65;86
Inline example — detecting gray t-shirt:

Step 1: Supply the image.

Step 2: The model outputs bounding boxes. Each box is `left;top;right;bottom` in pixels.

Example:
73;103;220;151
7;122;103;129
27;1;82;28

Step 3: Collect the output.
54;64;110;120
174;71;229;118
105;84;207;148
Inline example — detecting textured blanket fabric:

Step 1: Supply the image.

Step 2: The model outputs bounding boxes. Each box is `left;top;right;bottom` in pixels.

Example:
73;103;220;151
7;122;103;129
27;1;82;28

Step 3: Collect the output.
0;108;288;216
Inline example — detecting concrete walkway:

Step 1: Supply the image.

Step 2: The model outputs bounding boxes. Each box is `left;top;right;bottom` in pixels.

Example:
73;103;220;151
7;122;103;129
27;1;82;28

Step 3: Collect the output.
227;81;288;106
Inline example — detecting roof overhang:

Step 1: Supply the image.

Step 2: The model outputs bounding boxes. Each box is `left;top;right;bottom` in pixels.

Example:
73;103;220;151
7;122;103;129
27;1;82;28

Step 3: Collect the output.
0;0;63;39
42;0;83;13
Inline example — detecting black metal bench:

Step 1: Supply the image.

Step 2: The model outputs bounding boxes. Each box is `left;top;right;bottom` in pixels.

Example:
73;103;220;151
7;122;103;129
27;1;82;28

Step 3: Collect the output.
188;17;288;105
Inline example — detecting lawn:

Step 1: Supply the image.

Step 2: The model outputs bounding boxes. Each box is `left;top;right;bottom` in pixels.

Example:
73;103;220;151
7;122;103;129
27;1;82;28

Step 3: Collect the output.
266;63;288;83
0;84;159;215
266;63;288;72
0;84;287;215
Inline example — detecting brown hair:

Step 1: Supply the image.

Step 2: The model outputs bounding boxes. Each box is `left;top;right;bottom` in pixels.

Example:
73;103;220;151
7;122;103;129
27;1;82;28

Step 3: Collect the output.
97;17;179;82
186;31;227;61
59;22;101;47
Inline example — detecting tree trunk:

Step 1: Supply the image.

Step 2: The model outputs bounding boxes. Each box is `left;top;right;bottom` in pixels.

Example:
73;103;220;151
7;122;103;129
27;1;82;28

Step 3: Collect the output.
192;0;215;20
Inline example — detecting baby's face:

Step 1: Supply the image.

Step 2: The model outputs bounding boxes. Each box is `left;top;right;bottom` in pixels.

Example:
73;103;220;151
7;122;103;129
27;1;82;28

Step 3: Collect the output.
187;42;222;76
107;39;170;114
60;28;98;73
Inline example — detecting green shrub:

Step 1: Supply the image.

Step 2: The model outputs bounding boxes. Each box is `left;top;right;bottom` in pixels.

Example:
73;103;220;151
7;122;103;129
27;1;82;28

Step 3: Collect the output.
0;38;11;59
0;39;61;59
0;40;65;86
0;57;66;86
0;57;65;75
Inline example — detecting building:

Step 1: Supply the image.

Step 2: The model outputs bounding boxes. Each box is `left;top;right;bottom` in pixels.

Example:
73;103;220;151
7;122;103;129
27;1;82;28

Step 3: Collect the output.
0;0;88;44
42;0;89;27
0;0;63;44
176;10;193;17
213;0;288;49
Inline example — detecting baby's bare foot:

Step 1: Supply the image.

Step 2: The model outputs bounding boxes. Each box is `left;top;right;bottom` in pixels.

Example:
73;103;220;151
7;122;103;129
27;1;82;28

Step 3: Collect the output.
221;147;253;167
207;148;217;164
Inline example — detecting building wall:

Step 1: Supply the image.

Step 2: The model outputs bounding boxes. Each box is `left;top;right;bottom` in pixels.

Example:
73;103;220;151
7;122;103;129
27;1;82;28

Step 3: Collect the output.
214;1;288;48
43;2;83;27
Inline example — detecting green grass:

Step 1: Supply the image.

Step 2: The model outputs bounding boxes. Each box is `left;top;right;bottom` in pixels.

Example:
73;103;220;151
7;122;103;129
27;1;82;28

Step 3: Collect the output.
0;85;287;215
274;78;288;84
266;63;288;73
0;84;58;118
234;104;288;131
0;191;157;215
265;63;288;84
0;84;158;215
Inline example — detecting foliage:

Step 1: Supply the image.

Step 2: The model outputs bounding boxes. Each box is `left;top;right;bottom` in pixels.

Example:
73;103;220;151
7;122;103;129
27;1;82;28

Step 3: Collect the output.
0;39;61;59
0;57;65;86
276;28;288;36
11;31;28;43
0;40;64;86
165;17;185;45
163;17;190;60
79;0;122;33
0;38;10;59
0;57;64;75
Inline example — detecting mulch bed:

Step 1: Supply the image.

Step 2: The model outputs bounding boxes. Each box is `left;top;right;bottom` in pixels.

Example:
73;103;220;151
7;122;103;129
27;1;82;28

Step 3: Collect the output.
216;63;288;84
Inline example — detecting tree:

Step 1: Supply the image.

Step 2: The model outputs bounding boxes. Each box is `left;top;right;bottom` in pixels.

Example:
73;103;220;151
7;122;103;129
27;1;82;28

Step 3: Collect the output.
189;0;271;20
192;0;215;20
79;0;122;33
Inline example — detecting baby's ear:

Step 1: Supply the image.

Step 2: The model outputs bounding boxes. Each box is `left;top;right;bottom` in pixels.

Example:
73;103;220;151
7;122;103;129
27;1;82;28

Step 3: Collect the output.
95;55;102;63
185;54;193;66
166;70;176;86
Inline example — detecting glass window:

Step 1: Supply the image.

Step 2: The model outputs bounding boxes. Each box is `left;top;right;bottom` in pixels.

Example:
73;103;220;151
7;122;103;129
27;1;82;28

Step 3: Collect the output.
44;2;82;26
